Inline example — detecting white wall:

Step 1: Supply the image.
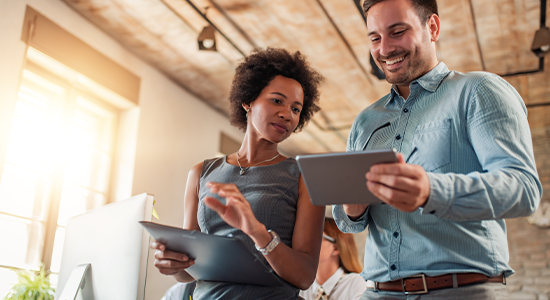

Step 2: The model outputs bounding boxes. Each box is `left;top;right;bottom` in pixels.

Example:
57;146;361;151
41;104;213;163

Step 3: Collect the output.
0;0;244;298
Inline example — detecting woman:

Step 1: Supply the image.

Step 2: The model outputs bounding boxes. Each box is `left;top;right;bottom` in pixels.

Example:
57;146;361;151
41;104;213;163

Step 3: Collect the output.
151;47;325;299
299;218;367;300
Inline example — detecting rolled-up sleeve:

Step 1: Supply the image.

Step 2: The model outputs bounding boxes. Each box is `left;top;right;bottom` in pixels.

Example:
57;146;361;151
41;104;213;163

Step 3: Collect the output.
422;75;542;221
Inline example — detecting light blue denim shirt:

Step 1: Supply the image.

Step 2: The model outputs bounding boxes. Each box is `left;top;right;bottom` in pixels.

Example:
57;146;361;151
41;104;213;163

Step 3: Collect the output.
333;62;542;283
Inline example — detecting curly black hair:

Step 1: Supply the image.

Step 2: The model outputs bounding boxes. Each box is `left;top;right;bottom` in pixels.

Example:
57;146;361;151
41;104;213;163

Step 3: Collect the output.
229;47;323;132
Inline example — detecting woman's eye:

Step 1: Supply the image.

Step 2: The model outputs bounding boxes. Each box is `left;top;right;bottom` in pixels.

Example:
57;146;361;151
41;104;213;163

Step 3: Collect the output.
272;98;281;104
292;107;301;114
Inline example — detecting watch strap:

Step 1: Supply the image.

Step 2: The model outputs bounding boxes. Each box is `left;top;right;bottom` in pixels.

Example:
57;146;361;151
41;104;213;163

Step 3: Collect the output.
255;230;280;255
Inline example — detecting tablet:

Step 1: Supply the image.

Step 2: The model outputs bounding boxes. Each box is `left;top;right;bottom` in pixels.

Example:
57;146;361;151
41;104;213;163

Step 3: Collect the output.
139;221;283;287
296;149;398;206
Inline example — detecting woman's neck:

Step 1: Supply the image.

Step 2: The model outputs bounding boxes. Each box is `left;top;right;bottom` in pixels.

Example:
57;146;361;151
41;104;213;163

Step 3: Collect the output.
315;260;340;285
237;132;280;163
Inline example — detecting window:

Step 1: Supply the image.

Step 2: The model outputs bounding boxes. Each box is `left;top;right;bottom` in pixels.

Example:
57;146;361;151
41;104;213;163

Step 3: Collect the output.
0;48;127;295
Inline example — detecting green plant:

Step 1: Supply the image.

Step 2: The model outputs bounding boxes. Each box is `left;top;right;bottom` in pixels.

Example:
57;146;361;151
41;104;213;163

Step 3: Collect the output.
3;266;55;300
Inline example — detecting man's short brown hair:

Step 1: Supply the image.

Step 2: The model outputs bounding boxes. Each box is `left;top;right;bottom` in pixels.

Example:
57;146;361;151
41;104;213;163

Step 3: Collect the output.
363;0;438;24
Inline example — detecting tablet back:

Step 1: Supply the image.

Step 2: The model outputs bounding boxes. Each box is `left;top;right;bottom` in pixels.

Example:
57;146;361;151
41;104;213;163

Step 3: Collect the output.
140;221;283;287
296;149;397;206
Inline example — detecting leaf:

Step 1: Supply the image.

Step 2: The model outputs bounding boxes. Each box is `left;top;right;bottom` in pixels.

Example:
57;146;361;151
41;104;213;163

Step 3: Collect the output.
3;265;55;300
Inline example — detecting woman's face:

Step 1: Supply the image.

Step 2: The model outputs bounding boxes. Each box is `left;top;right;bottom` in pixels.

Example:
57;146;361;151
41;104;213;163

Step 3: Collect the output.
319;234;338;262
245;75;304;143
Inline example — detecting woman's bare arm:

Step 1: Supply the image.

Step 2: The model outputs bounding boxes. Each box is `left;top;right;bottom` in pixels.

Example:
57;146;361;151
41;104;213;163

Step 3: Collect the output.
204;175;325;289
151;162;203;282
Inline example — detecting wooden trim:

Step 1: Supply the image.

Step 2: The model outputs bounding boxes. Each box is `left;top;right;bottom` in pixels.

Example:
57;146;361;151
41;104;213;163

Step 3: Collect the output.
21;6;140;105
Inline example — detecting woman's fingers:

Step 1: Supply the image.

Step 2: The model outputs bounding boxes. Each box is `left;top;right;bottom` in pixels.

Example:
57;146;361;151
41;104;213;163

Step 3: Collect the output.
154;259;195;275
203;196;227;215
150;241;165;251
154;248;191;262
151;245;196;275
207;182;243;198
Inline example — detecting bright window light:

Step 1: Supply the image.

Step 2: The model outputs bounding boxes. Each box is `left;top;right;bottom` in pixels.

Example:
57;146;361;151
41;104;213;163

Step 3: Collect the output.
0;50;119;299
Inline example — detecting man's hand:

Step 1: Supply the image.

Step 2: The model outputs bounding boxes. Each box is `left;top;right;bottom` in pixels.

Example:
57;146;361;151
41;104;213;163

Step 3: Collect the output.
366;153;430;212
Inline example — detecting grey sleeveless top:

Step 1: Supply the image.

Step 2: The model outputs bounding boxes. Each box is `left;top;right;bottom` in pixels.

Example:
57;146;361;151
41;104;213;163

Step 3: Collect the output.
193;156;301;300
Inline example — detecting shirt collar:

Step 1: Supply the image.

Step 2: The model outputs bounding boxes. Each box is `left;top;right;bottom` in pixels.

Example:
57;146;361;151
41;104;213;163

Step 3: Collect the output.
316;267;344;295
384;62;450;107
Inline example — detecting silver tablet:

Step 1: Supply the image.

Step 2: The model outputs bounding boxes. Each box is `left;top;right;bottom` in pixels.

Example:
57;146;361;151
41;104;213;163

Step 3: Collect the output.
139;221;283;287
296;149;398;206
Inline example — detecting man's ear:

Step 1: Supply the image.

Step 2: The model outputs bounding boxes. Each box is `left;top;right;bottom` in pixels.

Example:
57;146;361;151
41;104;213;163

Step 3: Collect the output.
427;14;441;43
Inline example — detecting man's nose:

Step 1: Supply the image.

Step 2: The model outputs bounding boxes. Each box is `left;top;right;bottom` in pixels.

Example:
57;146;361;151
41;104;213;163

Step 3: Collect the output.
378;37;395;57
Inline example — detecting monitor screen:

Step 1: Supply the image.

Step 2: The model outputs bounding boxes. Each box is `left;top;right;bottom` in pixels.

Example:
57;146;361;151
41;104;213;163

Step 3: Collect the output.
54;193;154;300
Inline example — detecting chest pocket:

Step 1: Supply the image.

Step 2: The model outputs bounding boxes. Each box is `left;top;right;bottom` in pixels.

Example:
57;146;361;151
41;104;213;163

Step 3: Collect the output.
410;119;451;172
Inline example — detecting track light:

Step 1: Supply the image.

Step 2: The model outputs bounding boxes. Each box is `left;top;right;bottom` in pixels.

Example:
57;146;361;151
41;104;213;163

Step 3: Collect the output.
531;27;550;57
198;24;216;51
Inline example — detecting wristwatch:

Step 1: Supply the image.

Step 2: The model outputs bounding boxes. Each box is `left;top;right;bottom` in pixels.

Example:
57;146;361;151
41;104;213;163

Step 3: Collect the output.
255;230;280;255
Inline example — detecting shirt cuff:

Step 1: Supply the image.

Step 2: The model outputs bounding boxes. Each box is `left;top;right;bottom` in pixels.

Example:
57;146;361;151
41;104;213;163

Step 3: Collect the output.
332;205;369;233
421;173;454;217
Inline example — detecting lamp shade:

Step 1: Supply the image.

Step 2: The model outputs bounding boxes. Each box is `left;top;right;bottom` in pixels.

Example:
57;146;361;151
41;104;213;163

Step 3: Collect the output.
531;27;550;57
198;24;217;51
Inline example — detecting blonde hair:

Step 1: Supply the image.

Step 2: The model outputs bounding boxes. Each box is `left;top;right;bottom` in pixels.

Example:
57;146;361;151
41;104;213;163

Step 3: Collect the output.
323;218;363;273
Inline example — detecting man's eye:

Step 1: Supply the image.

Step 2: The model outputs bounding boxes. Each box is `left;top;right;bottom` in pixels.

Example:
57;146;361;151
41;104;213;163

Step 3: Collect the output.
394;30;405;36
371;37;380;43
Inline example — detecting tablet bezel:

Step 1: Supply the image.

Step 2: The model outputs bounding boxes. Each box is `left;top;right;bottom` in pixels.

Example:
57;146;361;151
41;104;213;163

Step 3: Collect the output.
139;221;283;287
296;149;398;206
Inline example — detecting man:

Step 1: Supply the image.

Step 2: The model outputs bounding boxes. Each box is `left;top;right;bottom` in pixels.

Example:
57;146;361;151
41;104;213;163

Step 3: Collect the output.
332;0;542;299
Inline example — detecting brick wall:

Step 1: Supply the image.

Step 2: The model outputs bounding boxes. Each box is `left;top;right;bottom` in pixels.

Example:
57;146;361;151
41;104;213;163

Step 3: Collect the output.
506;119;550;299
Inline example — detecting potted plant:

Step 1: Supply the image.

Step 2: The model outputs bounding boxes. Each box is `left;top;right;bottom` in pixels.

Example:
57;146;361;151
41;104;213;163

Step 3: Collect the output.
3;266;55;300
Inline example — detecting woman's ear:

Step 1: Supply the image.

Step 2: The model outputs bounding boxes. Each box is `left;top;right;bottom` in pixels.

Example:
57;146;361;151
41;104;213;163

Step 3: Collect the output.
242;103;250;112
332;249;340;256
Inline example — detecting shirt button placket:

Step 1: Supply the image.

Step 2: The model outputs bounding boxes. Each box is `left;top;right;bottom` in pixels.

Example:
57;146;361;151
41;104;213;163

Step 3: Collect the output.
388;208;400;278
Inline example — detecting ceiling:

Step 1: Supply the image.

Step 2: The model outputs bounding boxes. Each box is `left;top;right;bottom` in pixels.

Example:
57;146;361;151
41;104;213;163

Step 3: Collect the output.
61;0;550;156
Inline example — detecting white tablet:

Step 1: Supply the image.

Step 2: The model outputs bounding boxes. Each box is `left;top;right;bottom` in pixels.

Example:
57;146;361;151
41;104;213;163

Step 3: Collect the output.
139;221;283;287
296;149;398;206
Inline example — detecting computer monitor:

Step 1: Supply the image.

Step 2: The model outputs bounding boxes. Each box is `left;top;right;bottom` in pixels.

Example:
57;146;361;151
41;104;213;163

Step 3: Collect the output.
54;193;154;300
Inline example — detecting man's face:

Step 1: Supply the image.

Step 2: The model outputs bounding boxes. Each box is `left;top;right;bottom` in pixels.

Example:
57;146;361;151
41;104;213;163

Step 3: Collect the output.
367;0;439;86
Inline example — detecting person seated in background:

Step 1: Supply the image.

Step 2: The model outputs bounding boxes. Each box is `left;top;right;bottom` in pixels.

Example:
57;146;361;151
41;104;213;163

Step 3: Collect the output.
150;47;326;299
300;217;367;300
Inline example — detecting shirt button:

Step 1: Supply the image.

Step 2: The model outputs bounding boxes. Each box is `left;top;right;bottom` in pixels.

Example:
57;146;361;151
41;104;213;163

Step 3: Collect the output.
430;210;436;214
390;264;396;270
403;108;409;113
393;232;399;238
395;134;401;140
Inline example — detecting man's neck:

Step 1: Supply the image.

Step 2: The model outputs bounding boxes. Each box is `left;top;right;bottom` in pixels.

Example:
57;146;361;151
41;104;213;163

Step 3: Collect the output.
396;84;411;100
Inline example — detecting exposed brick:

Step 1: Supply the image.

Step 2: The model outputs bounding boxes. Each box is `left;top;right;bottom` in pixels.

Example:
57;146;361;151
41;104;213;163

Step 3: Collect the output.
524;261;548;269
509;292;537;300
507;284;522;293
526;269;542;277
534;277;550;285
532;253;547;261
510;262;525;270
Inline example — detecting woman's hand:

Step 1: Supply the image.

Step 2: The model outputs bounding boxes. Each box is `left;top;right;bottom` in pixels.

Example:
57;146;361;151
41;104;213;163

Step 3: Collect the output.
203;182;263;236
150;241;195;276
